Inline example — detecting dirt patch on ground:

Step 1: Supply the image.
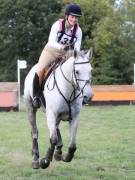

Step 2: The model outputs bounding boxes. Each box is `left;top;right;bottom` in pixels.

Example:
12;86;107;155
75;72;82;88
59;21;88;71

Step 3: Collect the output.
6;151;30;166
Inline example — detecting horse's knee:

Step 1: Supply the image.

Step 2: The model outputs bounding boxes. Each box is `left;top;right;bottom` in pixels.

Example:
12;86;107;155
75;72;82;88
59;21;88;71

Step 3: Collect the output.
31;130;38;139
50;130;58;145
50;136;58;146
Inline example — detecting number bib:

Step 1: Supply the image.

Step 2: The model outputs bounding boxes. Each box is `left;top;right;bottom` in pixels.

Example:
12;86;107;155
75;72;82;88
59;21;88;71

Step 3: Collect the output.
57;32;77;46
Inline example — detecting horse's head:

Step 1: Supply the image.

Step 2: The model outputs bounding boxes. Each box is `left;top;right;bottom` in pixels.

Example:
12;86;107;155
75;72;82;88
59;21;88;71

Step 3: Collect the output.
73;48;93;103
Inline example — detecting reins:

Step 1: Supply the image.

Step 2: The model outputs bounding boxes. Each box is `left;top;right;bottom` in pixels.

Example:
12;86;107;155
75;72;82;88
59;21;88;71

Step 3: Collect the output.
46;59;90;120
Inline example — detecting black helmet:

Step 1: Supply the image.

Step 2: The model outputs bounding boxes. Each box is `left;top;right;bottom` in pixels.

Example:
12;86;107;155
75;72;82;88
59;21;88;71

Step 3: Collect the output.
65;3;82;17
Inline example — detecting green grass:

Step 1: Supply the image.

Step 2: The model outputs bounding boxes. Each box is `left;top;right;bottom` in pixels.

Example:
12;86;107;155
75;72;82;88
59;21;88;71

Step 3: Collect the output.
0;104;135;180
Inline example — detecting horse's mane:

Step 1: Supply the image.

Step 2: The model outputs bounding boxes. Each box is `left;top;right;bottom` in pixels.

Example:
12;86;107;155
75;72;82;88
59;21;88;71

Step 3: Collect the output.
65;50;86;61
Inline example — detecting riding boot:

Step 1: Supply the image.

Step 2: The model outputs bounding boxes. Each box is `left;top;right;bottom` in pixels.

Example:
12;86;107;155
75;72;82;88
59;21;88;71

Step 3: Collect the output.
33;73;41;108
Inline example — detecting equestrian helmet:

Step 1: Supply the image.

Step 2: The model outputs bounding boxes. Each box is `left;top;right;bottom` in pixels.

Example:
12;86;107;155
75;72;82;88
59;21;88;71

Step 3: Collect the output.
65;3;82;17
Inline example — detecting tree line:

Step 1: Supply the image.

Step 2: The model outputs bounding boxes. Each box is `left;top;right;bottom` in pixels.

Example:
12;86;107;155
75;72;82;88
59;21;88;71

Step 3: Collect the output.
0;0;135;85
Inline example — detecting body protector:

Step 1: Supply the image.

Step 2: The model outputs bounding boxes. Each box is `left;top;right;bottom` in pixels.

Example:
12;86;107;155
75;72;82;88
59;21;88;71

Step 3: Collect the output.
57;19;78;49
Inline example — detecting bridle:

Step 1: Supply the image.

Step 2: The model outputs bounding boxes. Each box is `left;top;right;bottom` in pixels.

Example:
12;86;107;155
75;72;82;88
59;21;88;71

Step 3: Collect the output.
47;59;91;120
73;61;91;92
59;60;90;96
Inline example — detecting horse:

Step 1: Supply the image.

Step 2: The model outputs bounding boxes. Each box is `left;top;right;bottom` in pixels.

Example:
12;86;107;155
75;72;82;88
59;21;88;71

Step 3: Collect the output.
24;49;93;169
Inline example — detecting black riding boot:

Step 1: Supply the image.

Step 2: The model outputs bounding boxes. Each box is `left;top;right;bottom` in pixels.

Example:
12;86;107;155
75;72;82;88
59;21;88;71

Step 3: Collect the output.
33;73;41;108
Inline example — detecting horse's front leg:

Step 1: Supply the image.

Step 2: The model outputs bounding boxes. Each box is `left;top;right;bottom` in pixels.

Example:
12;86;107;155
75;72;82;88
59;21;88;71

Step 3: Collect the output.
54;128;63;161
63;115;78;162
25;99;39;169
40;113;57;169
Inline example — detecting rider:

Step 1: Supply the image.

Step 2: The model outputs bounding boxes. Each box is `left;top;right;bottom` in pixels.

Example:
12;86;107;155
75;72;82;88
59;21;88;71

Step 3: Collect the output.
33;3;83;108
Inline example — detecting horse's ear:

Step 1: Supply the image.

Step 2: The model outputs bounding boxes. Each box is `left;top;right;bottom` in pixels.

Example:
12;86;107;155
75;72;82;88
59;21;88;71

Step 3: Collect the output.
86;48;93;60
73;49;77;59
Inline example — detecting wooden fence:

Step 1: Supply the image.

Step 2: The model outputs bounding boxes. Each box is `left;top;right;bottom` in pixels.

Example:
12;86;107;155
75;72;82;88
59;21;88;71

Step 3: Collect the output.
91;85;135;105
0;82;18;111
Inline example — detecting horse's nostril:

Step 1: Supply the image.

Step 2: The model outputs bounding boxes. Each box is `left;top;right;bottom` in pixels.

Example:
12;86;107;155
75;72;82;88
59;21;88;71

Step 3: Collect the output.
83;96;89;105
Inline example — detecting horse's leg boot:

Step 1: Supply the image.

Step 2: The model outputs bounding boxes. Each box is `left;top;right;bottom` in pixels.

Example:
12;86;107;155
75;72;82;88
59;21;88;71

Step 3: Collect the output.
33;73;41;108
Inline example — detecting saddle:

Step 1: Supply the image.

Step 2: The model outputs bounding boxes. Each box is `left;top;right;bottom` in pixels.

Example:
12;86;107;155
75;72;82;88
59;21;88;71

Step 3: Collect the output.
41;58;63;91
33;56;66;108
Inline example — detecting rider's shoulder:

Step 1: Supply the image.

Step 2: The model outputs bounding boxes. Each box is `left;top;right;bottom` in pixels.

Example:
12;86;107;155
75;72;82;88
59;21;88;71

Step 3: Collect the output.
50;20;60;32
51;20;60;28
51;19;65;32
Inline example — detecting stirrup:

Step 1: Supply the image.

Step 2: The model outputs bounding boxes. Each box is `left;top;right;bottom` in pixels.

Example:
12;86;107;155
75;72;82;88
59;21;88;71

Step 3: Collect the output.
33;97;41;108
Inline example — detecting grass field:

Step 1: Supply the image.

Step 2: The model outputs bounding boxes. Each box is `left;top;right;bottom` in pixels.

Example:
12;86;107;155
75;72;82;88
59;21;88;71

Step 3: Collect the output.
0;104;135;180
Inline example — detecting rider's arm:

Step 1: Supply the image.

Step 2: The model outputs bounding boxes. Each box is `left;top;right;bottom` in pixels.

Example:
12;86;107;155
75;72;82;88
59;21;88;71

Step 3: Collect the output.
74;26;82;51
47;21;63;50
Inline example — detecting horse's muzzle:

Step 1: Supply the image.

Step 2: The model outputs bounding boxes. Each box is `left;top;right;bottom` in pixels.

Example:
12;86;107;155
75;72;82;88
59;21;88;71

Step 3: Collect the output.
83;91;94;104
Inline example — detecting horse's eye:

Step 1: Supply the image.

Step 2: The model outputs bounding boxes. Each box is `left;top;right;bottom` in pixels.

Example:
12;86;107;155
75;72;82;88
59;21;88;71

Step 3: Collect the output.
75;70;79;75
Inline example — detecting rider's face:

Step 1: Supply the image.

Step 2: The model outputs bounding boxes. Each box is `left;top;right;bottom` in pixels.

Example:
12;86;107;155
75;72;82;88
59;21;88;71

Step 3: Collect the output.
67;15;79;27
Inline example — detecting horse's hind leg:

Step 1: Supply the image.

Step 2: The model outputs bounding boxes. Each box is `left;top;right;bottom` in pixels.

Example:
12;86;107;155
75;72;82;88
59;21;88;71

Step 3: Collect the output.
63;116;78;162
25;98;39;169
54;128;63;161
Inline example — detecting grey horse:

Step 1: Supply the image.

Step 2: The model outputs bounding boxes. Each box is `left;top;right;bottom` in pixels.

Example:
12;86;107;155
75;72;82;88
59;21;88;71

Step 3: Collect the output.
24;49;93;169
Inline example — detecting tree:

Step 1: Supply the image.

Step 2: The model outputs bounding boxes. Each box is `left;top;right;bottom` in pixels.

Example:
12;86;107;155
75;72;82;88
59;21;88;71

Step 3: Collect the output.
0;0;63;81
0;0;134;85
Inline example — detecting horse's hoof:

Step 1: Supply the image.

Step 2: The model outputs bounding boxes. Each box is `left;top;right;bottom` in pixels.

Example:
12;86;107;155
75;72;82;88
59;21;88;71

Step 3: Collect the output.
54;152;62;161
32;160;40;169
62;154;73;162
40;158;50;169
